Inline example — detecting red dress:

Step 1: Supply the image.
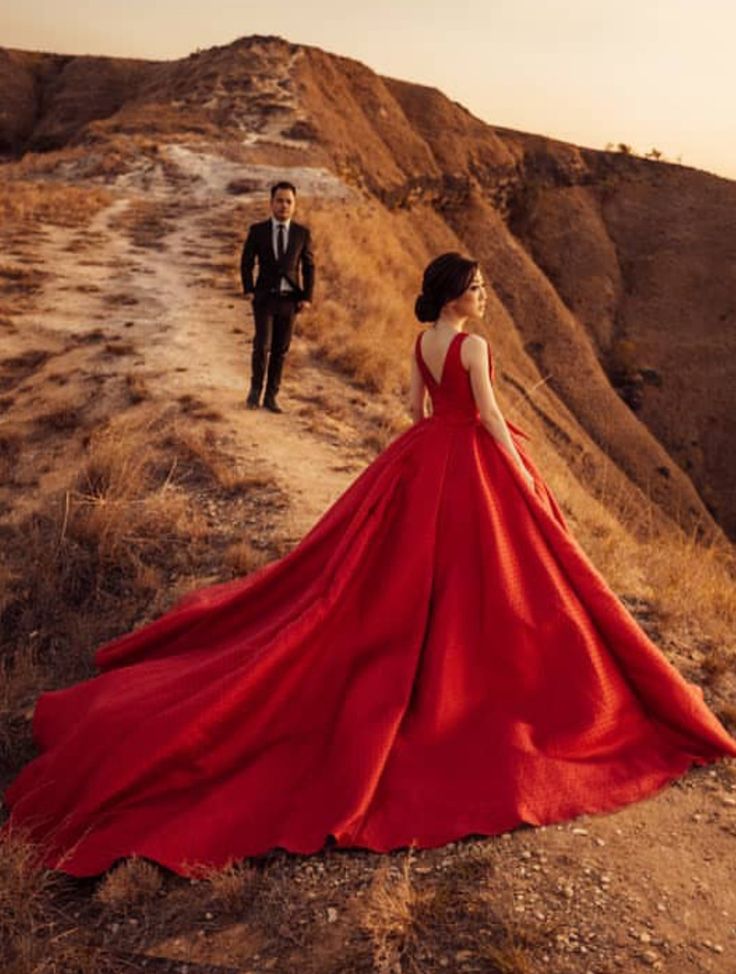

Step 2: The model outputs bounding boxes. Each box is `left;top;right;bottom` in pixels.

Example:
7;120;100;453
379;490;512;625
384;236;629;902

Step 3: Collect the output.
5;332;735;876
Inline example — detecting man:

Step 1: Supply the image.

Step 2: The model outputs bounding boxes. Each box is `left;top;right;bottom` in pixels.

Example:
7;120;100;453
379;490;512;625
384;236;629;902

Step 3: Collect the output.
240;181;315;413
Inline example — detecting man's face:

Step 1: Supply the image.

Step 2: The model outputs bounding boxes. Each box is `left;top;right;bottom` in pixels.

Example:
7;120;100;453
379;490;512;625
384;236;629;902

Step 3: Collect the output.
271;189;296;222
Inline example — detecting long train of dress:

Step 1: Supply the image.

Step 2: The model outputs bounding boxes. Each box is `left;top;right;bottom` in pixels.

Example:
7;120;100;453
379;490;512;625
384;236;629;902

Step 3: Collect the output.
5;331;735;876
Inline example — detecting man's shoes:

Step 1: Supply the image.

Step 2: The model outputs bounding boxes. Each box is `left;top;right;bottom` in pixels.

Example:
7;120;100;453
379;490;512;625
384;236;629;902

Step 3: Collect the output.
263;396;283;414
246;392;260;409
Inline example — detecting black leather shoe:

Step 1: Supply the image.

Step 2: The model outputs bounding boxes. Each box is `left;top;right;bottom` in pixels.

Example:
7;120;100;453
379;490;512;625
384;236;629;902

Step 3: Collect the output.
263;396;283;414
246;392;260;409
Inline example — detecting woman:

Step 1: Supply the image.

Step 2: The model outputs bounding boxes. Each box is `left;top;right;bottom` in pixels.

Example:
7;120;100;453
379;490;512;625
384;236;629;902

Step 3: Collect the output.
5;253;735;877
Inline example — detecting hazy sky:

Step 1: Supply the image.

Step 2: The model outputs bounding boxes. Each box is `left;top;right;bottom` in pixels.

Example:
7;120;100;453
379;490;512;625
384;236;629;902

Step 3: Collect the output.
3;0;735;179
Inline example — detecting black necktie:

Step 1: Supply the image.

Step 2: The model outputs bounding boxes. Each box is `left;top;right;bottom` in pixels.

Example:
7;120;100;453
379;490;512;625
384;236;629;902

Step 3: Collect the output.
277;223;286;259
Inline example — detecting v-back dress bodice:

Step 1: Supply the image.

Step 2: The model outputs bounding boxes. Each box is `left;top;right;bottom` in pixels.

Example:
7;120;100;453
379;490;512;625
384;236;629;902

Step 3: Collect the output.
415;330;532;453
416;330;480;424
415;332;494;423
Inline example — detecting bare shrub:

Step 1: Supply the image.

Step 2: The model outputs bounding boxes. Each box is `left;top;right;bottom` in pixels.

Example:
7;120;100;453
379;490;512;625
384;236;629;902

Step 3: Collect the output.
95;858;164;908
0;831;102;973
224;539;269;576
203;861;259;915
361;858;421;972
69;424;204;578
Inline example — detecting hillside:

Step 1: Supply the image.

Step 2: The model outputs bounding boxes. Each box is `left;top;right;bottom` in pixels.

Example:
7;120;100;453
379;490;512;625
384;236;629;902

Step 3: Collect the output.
0;33;735;974
3;35;736;536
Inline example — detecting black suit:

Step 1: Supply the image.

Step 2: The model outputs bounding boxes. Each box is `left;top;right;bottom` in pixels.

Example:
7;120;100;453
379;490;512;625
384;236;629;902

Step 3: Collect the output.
240;219;315;402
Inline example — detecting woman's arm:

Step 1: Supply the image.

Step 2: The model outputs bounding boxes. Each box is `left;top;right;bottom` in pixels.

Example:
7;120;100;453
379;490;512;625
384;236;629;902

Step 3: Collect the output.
464;335;534;487
409;352;427;423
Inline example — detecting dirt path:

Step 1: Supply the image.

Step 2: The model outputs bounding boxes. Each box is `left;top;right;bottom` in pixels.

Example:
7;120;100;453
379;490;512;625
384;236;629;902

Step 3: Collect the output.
6;161;369;539
2;158;735;972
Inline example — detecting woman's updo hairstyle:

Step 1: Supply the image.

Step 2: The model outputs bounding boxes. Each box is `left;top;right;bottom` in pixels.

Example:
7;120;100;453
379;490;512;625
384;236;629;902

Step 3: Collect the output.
414;252;479;323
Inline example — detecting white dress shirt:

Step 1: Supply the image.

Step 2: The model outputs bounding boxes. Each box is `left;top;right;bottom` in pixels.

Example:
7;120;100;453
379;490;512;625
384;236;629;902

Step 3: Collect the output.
270;217;293;293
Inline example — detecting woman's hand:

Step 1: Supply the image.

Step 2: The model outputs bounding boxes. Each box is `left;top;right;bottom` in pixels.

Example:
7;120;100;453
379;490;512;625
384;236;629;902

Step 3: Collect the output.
520;467;535;492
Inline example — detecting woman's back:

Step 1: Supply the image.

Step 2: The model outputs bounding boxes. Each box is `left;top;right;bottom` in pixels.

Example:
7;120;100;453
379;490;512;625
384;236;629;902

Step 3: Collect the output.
418;328;461;386
416;329;493;423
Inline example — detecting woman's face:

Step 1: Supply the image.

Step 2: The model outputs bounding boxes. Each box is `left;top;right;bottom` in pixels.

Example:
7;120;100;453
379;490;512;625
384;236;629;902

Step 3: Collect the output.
448;270;487;320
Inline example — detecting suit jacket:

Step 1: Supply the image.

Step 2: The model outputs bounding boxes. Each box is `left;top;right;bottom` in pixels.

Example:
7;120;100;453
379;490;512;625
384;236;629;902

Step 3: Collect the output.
240;219;315;302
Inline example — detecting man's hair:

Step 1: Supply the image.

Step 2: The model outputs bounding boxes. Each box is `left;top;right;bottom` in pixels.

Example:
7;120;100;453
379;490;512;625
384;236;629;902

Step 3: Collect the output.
270;181;297;198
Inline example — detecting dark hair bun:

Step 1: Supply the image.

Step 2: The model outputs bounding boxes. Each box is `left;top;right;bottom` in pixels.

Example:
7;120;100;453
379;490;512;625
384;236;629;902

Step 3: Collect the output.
414;292;440;323
414;252;480;325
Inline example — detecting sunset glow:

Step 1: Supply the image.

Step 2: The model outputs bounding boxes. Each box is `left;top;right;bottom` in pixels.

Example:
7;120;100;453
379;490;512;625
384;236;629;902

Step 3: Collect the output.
2;0;735;179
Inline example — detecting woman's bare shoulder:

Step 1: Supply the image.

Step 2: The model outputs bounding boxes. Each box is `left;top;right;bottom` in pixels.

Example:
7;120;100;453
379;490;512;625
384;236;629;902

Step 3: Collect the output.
461;332;488;364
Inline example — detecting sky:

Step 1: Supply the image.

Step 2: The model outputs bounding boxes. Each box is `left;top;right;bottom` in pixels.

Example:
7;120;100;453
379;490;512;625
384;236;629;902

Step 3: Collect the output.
2;0;735;180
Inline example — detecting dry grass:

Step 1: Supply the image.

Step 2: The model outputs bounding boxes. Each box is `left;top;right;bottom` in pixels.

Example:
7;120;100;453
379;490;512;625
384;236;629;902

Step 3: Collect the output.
69;426;201;578
176;393;224;422
0;411;285;782
298;201;436;395
0;418;205;767
199;861;259;914
123;371;150;405
163;426;274;494
0;265;46;300
0;832;103;973
33;407;84;433
637;533;736;645
361;859;422;971
224;539;269;575
102;341;137;357
577;469;736;653
0;647;43;765
108;198;180;250
5;134;165;185
103;292;139;307
95;858;164;909
0;180;112;229
0;432;22;483
329;851;538;974
0;837;547;972
717;702;736;733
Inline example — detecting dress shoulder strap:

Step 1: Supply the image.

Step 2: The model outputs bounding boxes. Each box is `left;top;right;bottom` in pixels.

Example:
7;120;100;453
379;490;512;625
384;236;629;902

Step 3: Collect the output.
414;331;430;384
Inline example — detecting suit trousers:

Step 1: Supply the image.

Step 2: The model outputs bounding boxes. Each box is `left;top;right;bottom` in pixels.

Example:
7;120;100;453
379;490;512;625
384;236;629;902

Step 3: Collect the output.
250;293;297;399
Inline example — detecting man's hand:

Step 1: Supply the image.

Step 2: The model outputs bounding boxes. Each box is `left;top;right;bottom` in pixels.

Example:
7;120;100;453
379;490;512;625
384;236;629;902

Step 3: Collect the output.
297;300;312;312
